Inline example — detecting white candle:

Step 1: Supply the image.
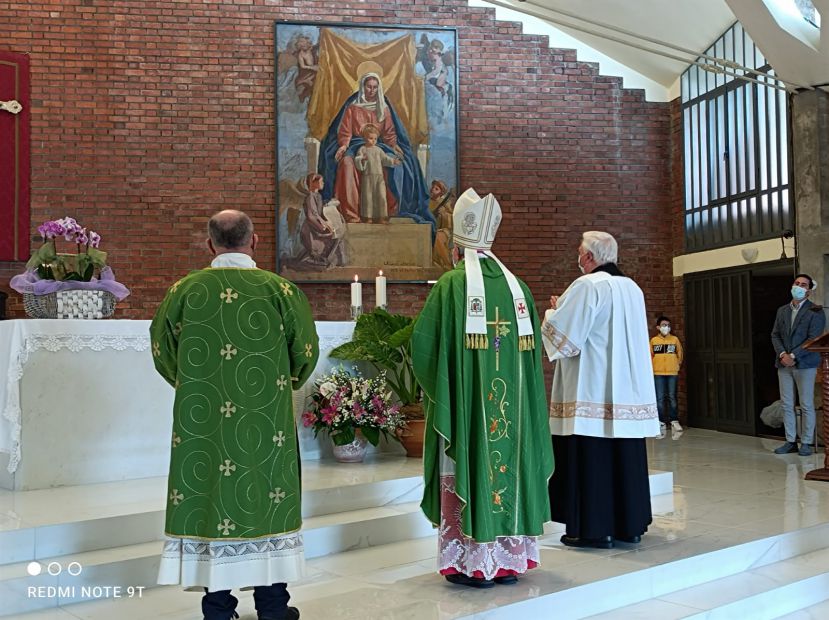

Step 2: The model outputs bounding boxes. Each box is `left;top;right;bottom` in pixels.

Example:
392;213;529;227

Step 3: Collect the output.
376;270;387;307
351;275;362;308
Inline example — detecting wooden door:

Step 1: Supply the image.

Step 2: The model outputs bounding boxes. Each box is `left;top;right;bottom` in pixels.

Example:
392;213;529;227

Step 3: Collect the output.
685;269;756;434
686;276;716;429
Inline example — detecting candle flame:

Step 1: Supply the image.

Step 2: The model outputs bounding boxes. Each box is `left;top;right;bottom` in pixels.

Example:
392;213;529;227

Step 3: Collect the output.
353;275;359;282
378;270;384;277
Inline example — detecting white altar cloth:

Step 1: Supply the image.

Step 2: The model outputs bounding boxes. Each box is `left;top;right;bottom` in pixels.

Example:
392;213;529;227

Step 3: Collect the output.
0;319;389;490
0;319;155;477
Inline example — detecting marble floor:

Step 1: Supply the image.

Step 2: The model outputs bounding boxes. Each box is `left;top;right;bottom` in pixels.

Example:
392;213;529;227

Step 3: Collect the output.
6;429;829;619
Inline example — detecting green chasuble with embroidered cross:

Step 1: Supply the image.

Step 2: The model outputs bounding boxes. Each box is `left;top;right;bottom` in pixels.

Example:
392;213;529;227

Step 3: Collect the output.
412;259;554;542
150;268;319;541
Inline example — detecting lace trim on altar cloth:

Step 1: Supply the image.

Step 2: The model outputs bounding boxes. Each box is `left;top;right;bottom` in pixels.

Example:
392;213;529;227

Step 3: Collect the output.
2;332;150;473
159;533;306;591
25;333;150;354
550;400;658;421
438;476;539;581
541;320;580;358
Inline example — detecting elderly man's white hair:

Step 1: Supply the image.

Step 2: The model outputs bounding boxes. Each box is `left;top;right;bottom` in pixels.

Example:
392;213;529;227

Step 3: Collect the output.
581;231;618;266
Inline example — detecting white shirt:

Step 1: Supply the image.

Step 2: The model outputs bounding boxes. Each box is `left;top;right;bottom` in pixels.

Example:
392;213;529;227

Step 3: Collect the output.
210;252;257;269
541;271;659;439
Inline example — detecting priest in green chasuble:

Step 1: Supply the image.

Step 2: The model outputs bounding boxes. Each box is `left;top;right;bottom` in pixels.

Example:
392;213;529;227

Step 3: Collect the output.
150;210;319;620
412;189;554;588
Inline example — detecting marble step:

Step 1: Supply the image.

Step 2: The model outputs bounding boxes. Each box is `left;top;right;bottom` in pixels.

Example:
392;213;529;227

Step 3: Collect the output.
11;521;828;620
0;501;434;617
0;462;673;566
488;522;829;620
774;598;829;619
587;546;829;620
0;457;425;565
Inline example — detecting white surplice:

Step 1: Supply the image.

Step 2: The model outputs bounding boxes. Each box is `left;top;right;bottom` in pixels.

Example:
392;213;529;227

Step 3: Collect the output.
541;271;659;439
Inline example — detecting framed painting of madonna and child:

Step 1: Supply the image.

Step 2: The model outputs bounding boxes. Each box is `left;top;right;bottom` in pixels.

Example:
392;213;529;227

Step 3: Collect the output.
275;21;459;282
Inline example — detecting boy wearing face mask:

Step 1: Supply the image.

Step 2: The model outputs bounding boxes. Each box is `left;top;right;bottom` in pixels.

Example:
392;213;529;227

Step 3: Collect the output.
650;317;684;439
771;273;826;456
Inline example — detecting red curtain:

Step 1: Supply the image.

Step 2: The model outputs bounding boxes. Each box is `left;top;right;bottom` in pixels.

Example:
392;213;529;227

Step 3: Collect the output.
0;51;30;262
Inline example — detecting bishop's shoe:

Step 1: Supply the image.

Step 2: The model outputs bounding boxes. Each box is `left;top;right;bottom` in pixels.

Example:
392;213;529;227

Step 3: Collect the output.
560;534;615;549
494;575;518;585
445;573;496;589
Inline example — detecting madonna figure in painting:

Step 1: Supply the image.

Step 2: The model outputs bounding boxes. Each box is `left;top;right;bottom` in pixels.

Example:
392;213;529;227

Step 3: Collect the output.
318;64;433;227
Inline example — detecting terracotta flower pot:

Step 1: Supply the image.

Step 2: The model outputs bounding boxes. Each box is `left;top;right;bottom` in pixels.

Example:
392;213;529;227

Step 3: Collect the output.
398;404;426;458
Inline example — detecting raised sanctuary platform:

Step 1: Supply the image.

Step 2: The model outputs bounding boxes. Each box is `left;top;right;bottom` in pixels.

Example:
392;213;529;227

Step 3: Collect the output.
0;454;673;618
3;431;829;619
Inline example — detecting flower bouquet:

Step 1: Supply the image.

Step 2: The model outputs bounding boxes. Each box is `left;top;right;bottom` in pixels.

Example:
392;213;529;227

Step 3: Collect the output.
10;217;130;319
302;367;405;461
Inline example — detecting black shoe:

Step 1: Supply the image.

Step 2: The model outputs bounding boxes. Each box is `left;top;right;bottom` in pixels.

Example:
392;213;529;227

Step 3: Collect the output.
560;534;615;549
259;606;299;620
494;575;518;585
205;613;238;620
616;535;641;544
445;573;496;588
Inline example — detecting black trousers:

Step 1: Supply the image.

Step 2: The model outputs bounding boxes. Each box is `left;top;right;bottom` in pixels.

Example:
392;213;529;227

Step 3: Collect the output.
202;583;290;620
548;434;652;540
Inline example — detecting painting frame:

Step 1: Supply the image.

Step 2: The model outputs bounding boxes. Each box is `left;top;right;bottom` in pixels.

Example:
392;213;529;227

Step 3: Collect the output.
274;20;460;283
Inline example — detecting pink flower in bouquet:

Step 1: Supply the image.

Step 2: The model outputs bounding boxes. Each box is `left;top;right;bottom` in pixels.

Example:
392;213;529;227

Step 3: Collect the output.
302;411;315;427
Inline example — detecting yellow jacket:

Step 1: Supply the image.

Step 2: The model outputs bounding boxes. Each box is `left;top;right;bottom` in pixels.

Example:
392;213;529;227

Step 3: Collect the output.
650;334;683;375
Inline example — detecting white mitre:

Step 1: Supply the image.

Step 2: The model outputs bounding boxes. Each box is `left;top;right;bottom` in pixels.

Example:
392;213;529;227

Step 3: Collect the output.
452;188;534;351
452;188;501;250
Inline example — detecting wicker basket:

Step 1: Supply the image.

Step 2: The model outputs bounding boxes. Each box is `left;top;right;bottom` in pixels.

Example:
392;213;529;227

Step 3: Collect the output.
23;290;117;319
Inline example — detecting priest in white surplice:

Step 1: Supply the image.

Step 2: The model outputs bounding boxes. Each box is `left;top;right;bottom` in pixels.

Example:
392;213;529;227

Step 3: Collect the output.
541;231;659;549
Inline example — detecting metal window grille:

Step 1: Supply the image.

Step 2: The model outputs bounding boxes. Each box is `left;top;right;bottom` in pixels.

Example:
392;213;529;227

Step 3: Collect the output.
681;22;791;252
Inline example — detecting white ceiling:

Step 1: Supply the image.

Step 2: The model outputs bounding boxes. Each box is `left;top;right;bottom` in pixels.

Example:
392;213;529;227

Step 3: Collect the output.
485;0;829;91
519;0;736;87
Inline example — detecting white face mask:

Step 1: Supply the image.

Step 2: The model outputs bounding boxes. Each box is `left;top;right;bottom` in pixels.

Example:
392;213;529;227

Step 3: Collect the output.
577;254;586;274
659;325;671;336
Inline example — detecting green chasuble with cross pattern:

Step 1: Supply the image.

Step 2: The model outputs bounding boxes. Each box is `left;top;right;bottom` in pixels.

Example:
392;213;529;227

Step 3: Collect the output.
412;259;554;542
150;267;319;541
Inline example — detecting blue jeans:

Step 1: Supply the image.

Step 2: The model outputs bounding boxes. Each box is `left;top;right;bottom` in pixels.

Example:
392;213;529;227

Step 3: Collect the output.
778;366;818;445
654;375;678;423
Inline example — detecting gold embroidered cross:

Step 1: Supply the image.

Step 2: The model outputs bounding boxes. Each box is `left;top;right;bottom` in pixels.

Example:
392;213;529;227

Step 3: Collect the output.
486;307;511;371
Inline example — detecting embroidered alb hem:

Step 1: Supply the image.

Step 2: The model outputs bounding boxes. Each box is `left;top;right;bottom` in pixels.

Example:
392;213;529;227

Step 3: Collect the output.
541;321;580;358
158;533;305;591
438;475;540;581
439;535;540;581
550;400;658;421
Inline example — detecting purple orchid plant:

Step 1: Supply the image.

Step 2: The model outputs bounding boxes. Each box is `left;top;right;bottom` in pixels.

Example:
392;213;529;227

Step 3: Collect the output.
27;217;107;282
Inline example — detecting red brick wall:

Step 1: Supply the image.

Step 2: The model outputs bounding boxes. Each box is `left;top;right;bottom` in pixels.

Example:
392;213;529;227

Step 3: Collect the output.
664;96;687;423
0;0;676;333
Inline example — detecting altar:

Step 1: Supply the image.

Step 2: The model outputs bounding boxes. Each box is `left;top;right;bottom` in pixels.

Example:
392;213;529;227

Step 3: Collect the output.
0;319;389;491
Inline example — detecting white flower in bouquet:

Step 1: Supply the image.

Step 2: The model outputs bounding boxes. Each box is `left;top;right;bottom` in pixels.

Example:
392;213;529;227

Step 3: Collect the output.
319;381;337;398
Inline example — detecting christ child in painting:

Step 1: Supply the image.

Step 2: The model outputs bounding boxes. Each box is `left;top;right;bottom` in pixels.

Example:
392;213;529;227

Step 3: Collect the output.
354;123;400;223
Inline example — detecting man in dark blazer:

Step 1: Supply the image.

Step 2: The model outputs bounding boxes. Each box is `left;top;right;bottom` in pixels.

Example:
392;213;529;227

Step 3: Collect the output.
771;273;826;456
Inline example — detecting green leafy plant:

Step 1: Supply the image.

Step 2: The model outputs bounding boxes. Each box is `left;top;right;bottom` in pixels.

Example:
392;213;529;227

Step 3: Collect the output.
330;308;422;415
